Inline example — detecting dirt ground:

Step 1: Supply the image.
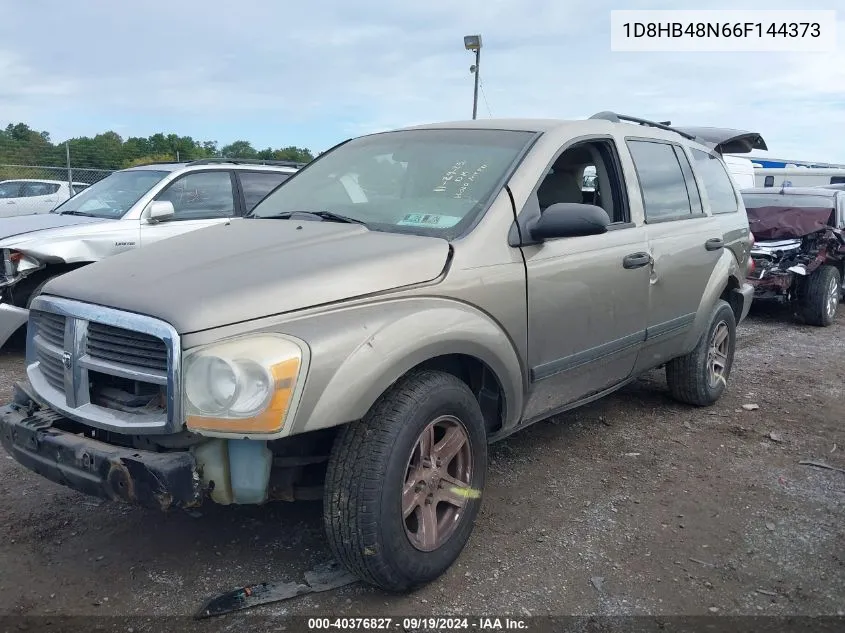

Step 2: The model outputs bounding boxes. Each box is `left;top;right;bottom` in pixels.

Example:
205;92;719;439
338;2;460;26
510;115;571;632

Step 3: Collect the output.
0;302;843;624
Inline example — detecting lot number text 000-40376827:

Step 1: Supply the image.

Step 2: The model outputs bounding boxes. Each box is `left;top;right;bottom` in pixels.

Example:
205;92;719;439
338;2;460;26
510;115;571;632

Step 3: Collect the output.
609;9;837;52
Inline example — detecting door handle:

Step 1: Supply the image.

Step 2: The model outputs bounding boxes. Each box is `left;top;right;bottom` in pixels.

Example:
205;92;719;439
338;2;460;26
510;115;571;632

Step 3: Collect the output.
705;238;724;251
622;252;651;269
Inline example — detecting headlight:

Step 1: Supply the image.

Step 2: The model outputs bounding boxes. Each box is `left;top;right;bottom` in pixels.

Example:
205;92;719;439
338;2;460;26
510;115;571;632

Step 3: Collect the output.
183;334;308;436
2;249;40;277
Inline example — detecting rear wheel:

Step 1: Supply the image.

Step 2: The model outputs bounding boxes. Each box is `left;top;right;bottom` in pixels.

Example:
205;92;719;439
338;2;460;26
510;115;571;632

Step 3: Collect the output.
799;265;840;327
666;300;736;407
323;370;487;592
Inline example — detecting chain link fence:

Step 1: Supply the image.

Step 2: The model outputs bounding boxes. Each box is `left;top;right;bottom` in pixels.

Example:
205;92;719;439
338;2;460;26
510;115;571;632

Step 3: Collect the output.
0;164;114;186
0;135;119;208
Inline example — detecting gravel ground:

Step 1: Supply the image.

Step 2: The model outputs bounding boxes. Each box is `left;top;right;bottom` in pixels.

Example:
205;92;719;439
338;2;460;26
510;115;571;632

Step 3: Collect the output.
0;302;843;623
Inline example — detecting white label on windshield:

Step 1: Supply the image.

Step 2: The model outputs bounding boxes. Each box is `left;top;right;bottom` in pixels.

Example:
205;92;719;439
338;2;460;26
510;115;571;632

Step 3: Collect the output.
397;213;462;228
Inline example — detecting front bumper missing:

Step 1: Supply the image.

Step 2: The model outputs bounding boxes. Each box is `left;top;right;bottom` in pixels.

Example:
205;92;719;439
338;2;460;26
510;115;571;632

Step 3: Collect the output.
0;383;201;511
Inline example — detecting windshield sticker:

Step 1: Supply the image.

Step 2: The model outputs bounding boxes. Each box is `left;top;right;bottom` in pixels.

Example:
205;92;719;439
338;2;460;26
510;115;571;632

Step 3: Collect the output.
397;213;462;228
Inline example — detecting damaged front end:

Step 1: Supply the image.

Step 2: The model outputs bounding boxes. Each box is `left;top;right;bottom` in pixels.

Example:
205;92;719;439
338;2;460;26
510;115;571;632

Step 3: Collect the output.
745;196;845;303
0;380;333;511
748;230;845;301
0;382;202;511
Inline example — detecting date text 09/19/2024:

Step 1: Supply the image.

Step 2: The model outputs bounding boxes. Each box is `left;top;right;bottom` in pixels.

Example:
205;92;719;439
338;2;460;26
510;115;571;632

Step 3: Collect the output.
307;617;529;630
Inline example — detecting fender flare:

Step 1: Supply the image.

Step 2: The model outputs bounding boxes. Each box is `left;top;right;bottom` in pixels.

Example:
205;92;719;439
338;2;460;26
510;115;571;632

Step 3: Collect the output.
288;302;525;436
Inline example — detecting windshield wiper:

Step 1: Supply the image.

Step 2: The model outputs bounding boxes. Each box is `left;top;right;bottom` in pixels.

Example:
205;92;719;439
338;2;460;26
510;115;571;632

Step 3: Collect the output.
259;210;367;226
58;210;96;217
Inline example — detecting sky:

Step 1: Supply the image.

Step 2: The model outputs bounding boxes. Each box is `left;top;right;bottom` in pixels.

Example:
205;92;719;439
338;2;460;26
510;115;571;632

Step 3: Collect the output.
1;0;843;162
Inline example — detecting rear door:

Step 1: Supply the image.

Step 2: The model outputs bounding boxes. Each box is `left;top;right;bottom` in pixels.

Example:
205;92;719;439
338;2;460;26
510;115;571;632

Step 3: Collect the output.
690;148;751;270
140;169;238;245
236;170;293;213
625;139;722;371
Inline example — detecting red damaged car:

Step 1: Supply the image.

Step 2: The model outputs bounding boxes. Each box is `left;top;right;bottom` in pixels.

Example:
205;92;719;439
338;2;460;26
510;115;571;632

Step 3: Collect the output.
743;186;845;326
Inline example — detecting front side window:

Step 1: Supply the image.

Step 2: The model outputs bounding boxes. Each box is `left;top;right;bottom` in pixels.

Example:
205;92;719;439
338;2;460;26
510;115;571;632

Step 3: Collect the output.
0;182;23;198
53;170;170;218
627;140;693;222
691;150;739;214
156;171;235;220
250;128;535;239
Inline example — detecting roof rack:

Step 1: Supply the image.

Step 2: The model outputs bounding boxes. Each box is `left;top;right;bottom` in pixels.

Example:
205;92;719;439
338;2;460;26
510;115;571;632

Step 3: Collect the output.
588;111;697;141
127;161;184;167
186;158;306;168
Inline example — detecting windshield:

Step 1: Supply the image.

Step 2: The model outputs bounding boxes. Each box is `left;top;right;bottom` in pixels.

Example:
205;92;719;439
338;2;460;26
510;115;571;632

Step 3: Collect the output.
250;128;535;238
742;193;834;211
51;170;170;218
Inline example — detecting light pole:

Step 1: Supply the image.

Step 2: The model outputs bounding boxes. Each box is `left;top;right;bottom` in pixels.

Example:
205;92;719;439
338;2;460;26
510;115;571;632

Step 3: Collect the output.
464;34;482;120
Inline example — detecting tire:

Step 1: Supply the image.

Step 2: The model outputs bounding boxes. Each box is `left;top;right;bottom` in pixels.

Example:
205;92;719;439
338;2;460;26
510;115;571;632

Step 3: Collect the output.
323;370;487;592
799;265;840;327
666;300;736;407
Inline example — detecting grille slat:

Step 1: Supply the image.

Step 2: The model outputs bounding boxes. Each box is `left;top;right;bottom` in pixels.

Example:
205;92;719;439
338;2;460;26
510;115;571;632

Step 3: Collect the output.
86;323;168;372
33;312;65;348
37;351;64;390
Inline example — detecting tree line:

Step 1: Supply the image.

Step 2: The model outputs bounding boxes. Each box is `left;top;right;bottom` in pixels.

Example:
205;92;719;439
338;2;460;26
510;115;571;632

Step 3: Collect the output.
0;123;315;170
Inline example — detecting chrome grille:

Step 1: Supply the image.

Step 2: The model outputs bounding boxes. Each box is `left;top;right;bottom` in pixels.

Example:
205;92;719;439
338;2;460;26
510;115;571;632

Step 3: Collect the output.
25;297;181;434
87;322;168;371
33;311;65;348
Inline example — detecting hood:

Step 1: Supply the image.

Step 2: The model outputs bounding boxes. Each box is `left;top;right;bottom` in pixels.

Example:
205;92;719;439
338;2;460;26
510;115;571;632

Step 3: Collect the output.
43;219;451;333
747;205;835;240
0;213;111;243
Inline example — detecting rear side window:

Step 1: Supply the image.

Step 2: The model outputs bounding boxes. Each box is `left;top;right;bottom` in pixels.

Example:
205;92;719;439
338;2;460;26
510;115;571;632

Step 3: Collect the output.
831;176;845;184
691;150;739;214
238;171;292;211
626;140;692;222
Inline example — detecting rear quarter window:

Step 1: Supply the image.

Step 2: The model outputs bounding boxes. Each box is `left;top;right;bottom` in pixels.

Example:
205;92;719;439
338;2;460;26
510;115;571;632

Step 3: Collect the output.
691;150;739;214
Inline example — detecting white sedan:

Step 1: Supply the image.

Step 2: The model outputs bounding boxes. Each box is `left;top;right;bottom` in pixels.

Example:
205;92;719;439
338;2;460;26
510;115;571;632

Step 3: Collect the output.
0;179;89;217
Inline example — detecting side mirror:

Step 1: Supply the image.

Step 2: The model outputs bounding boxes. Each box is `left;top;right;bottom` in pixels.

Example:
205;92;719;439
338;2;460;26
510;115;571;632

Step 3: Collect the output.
528;203;610;241
146;200;175;223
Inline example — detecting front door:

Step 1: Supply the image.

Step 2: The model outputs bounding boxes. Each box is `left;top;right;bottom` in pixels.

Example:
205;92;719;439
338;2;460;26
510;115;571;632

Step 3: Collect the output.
140;170;238;245
520;138;650;423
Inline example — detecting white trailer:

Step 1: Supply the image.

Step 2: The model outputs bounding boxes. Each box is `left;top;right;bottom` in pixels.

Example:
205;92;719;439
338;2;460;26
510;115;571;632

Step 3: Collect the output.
754;167;845;189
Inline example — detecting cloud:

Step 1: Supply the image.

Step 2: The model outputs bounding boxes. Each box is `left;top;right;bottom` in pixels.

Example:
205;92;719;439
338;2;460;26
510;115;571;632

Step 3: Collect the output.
0;0;843;161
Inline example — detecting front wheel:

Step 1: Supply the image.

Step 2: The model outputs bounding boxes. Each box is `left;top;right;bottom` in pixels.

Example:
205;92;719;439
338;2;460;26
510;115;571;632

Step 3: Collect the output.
666;300;737;407
323;370;487;592
799;265;840;327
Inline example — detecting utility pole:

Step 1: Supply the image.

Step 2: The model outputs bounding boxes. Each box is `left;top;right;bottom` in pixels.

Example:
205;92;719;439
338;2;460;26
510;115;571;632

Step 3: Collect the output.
66;142;73;194
464;35;482;120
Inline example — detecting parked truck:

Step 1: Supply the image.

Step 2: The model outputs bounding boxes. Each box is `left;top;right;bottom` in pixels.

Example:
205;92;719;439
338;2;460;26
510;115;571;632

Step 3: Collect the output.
0;113;761;591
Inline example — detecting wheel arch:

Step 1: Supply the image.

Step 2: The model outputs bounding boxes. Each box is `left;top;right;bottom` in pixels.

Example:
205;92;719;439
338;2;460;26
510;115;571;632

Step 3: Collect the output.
285;301;525;439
